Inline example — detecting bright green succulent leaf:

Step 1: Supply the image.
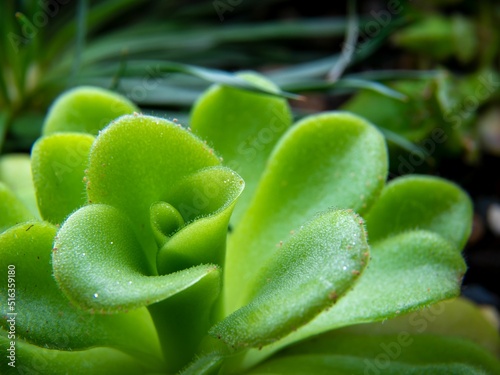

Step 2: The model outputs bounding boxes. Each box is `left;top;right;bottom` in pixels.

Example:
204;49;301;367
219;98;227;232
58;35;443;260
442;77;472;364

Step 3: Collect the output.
157;166;244;275
450;15;478;64
190;71;292;225
250;298;500;374
246;336;499;375
150;201;186;246
53;204;220;313
0;182;34;233
212;210;370;350
225;112;387;313
86;114;220;270
435;70;459;117
0;222;163;364
278;319;500;375
436;69;499;134
237;230;466;370
0;332;153;375
0;154;38;217
365;175;472;249
148;269;221;373
42;86;138;135
338;298;500;357
31;133;95;224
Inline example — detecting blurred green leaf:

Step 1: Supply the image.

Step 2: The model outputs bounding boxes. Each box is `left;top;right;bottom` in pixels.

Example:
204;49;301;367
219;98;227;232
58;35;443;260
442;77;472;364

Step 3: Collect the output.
338;298;500;357
0;332;153;375
0;153;38;216
0;111;9;152
341;79;442;143
246;337;499;375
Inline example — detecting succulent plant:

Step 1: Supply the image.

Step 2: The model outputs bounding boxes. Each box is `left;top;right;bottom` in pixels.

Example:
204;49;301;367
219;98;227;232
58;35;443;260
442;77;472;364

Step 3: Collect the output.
1;76;499;374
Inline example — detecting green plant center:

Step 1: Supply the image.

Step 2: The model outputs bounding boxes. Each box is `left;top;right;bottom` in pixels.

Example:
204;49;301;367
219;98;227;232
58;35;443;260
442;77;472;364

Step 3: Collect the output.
150;201;185;245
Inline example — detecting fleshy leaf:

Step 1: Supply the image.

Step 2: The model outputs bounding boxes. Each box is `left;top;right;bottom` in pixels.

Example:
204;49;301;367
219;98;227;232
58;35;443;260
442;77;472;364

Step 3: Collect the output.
0;182;33;233
225;112;387;313
237;230;466;369
86;114;220;270
270;302;500;375
0;222;163;365
337;298;500;357
53;204;220;313
42;86;138;135
0;332;153;375
309;230;466;325
245;337;500;374
31;133;95;224
365;175;473;249
211;210;369;349
190;72;292;225
157;166;244;275
0;154;38;217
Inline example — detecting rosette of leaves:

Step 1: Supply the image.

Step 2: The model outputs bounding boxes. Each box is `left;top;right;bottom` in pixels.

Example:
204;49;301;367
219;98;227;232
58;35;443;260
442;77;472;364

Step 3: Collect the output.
1;78;499;375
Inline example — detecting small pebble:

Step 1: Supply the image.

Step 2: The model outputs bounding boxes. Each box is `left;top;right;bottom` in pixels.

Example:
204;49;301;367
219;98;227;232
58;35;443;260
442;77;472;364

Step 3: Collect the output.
487;203;500;236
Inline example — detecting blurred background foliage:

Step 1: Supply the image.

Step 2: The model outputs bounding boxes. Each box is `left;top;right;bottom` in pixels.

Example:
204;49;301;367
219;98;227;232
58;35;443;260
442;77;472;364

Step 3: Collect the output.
1;0;499;320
